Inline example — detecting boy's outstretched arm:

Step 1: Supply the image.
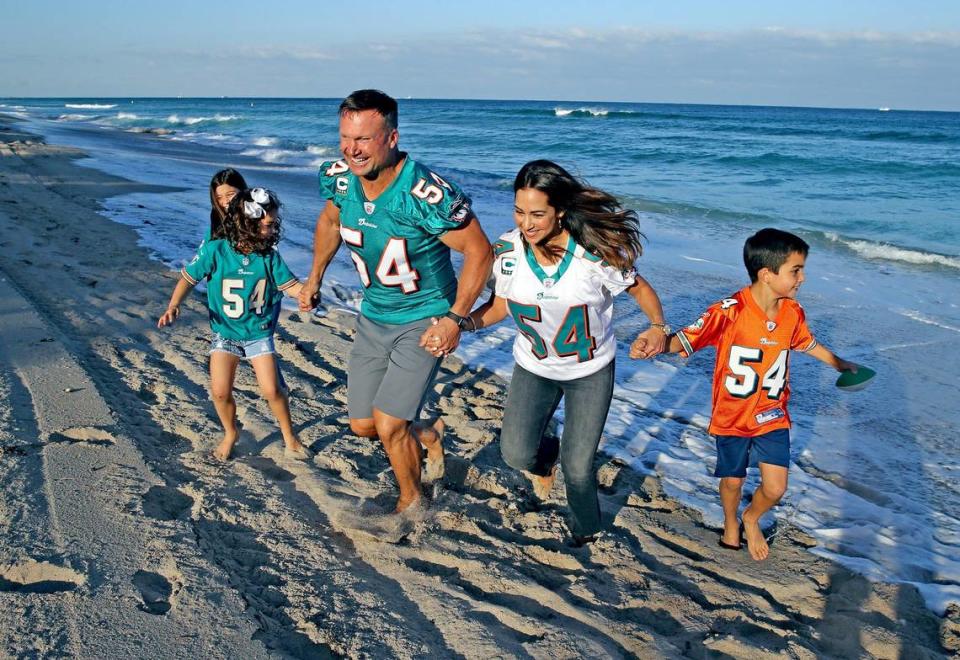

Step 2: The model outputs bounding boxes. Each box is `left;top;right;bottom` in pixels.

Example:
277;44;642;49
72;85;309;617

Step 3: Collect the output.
158;277;195;328
665;333;685;354
805;343;858;372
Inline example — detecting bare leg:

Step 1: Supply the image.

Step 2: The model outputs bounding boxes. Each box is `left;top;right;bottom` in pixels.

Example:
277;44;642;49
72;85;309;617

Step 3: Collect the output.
210;351;240;461
372;409;423;513
718;477;745;547
742;463;788;561
251;354;310;459
413;418;445;482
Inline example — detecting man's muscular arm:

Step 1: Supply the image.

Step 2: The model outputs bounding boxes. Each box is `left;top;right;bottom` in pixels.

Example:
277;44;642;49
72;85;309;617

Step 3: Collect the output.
298;200;342;311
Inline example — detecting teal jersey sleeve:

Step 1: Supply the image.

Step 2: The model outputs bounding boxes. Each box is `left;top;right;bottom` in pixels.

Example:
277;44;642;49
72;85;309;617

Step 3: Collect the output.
318;159;351;207
182;239;217;285
403;165;473;236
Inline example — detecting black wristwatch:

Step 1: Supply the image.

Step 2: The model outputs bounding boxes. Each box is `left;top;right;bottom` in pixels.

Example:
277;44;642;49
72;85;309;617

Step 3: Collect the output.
444;311;471;330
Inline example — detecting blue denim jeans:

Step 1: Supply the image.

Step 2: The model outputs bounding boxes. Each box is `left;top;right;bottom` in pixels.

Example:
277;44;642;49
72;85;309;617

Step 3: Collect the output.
500;361;615;537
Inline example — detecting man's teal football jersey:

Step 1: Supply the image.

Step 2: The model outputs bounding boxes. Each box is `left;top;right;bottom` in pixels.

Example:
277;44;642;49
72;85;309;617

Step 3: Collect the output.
182;239;298;341
318;156;473;324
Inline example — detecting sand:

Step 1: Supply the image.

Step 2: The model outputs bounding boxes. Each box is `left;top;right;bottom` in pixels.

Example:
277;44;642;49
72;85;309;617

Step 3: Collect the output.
0;115;955;659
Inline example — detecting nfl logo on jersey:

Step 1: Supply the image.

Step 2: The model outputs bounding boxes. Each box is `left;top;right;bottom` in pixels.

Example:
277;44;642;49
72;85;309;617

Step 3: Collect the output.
364;202;376;215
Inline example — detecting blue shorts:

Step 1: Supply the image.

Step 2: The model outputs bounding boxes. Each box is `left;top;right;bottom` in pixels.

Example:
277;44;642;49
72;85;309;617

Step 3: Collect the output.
209;333;288;391
714;428;790;478
210;333;276;359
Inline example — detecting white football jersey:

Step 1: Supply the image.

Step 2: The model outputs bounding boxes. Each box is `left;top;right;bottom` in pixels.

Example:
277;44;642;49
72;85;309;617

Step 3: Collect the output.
492;228;636;381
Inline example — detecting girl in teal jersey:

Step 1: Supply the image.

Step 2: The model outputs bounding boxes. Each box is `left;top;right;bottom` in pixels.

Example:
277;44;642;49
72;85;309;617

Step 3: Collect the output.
207;168;247;242
159;188;312;462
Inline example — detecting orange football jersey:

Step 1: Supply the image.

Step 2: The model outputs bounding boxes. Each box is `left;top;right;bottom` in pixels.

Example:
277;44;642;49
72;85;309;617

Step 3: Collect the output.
677;287;817;437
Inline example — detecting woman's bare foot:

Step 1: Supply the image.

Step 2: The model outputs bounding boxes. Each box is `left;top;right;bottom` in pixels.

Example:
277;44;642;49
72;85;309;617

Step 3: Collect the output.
741;512;769;561
414;418;445;482
527;465;558;500
212;430;238;462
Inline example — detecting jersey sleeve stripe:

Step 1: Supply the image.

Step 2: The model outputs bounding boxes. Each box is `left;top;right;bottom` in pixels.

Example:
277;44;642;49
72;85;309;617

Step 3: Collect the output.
493;239;514;257
676;330;694;357
798;339;818;353
180;269;199;286
277;278;299;291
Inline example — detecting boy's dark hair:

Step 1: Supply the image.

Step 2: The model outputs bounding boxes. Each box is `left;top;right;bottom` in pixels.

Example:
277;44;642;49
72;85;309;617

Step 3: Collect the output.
339;89;398;130
743;228;809;282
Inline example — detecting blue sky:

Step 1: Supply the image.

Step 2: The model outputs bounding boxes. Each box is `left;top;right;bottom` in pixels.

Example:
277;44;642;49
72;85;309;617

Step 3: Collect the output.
2;1;959;109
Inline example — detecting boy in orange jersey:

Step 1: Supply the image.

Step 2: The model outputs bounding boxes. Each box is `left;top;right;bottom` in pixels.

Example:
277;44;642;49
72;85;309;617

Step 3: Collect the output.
656;228;857;560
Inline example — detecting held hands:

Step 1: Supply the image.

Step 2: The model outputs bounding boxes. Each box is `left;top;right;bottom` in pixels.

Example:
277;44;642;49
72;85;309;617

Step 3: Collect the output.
419;316;462;358
629;327;667;360
157;306;180;328
298;279;321;312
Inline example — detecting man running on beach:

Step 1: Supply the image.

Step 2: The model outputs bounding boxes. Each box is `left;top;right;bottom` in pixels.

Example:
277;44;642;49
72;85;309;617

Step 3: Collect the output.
299;89;492;515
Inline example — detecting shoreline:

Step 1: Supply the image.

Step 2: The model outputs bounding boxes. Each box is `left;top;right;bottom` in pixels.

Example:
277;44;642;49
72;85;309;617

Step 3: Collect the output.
0;115;955;657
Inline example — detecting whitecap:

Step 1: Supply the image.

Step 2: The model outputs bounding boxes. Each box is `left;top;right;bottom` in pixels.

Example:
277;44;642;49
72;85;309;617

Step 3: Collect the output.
827;234;960;270
65;103;117;109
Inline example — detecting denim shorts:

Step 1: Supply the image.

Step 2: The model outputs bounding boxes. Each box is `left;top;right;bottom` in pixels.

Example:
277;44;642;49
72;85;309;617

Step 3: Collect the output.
209;333;276;359
714;428;790;478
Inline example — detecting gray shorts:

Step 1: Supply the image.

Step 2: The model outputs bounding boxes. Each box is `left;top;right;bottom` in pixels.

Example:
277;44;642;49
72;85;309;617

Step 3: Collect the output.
348;314;442;421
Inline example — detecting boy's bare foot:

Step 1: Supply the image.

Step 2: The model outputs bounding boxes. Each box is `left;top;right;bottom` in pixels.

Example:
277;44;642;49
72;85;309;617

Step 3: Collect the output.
283;440;313;461
526;465;558;500
212;431;238;462
414;418;445;483
718;522;743;550
741;513;769;560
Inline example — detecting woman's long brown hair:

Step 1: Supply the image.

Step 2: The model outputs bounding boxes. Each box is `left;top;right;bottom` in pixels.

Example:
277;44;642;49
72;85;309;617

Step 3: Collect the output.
514;159;643;272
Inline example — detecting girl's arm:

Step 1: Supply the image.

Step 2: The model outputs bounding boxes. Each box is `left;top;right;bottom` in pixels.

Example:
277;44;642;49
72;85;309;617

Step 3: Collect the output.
158;277;195;327
467;291;509;331
626;275;668;359
283;280;303;300
805;343;858;372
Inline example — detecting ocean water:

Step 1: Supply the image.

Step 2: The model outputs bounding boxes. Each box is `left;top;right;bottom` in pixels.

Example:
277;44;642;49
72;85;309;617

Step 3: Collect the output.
3;97;958;613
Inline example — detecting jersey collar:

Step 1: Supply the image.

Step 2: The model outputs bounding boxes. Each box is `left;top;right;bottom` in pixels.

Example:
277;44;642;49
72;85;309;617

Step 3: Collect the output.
355;153;411;207
523;234;576;287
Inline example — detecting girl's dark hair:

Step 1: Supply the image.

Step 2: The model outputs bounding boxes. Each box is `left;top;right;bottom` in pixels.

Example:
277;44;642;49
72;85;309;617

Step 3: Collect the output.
514;160;643;271
209;168;248;239
222;188;282;255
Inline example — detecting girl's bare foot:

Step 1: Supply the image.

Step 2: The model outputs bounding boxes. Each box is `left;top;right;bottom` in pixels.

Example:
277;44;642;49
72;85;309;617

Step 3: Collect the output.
414;418;445;482
283;438;313;461
212;431;238;462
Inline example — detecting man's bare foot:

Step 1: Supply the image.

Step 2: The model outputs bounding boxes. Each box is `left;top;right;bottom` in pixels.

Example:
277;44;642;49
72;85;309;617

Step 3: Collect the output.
741;513;769;560
526;465;558;500
212;431;238;462
414;418;445;482
393;495;424;515
283;438;313;461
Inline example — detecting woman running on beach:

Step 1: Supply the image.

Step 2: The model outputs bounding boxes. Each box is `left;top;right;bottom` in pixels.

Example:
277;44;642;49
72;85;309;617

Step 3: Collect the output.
158;187;312;462
463;160;668;544
206;168;247;241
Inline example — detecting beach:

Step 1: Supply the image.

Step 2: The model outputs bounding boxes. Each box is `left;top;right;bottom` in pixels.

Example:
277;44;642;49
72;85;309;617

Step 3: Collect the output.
0;116;957;657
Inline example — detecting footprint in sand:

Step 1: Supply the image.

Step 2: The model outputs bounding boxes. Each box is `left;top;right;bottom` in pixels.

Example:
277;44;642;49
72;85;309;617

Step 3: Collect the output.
246;457;296;482
141;485;193;521
0;560;86;594
131;570;174;615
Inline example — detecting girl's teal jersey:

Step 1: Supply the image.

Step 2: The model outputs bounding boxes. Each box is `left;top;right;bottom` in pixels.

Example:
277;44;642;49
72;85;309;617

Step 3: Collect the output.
318;156;473;325
182;239;298;341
